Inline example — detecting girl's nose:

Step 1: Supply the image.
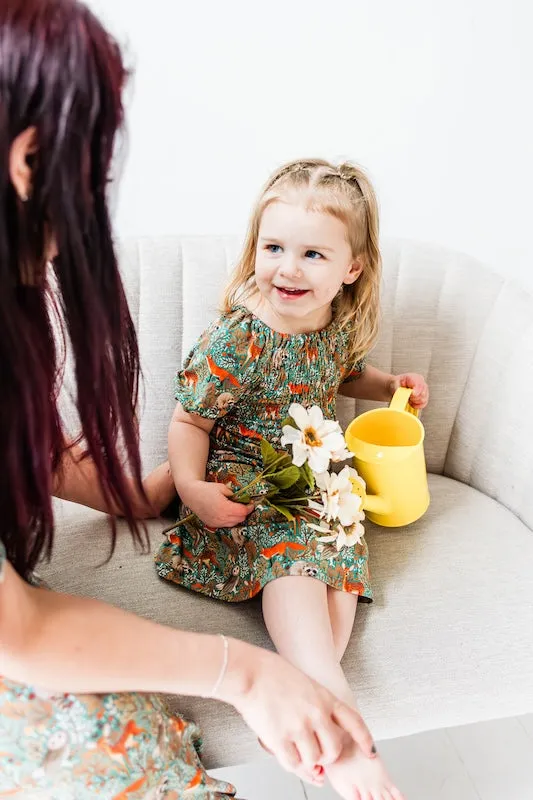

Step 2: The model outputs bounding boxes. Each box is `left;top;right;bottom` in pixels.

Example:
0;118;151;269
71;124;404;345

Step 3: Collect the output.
279;254;302;280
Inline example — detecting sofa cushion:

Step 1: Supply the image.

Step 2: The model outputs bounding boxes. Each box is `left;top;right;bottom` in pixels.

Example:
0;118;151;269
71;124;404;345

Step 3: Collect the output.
41;474;533;768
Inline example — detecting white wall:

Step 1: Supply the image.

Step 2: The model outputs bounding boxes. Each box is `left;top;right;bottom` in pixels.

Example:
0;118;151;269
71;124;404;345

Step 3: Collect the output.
87;0;532;289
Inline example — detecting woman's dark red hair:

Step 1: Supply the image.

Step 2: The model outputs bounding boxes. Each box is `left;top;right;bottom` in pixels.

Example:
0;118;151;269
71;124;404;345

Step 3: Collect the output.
0;0;148;579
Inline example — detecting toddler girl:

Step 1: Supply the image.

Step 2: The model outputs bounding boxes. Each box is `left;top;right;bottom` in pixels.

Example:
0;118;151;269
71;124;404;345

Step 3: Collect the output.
157;159;429;799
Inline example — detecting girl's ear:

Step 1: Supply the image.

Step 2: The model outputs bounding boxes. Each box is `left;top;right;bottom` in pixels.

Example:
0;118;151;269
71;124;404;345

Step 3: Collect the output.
9;126;38;201
343;255;364;285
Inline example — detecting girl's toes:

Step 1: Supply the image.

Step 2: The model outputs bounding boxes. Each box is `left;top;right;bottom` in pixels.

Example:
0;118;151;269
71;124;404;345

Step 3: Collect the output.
299;765;325;787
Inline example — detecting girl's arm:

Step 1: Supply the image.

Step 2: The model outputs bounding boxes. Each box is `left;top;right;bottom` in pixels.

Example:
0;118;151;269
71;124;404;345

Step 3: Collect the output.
340;366;429;409
339;365;395;402
168;403;254;528
53;443;176;518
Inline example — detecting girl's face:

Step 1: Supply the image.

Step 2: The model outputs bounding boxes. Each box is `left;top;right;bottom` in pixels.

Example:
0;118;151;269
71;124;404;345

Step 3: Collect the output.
254;200;361;334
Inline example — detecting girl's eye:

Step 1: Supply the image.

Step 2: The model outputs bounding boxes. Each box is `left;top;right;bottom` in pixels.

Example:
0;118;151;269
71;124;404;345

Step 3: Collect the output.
265;244;282;254
305;250;323;260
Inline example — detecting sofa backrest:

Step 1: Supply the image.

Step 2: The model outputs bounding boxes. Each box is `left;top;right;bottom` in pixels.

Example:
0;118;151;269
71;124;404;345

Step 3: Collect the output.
59;235;533;529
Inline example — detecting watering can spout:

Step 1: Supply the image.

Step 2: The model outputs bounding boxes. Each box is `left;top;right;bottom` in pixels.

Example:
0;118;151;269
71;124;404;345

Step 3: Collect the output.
362;494;390;516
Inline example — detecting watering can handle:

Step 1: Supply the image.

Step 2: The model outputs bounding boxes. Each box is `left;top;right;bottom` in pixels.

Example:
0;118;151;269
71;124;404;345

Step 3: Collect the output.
389;387;419;417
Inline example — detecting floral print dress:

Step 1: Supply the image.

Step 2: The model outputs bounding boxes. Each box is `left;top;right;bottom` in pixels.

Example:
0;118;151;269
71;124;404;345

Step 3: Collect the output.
0;542;237;799
156;306;372;603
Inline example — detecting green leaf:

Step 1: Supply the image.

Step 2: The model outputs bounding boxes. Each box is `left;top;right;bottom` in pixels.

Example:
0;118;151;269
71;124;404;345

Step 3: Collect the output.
301;462;315;489
295;468;314;493
281;416;298;430
269;466;300;490
276;451;294;468
268;502;296;522
234;492;251;504
260;438;280;470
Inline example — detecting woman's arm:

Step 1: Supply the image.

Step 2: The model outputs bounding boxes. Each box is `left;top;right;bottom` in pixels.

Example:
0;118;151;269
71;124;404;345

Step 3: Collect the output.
0;561;376;772
168;403;253;528
53;443;176;518
0;558;238;697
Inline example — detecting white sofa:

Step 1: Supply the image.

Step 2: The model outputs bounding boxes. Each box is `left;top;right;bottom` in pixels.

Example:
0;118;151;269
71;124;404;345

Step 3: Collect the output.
42;236;533;770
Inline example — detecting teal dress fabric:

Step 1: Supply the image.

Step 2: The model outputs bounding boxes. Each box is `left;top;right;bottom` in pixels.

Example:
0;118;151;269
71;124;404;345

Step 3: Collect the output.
156;307;372;603
0;542;236;799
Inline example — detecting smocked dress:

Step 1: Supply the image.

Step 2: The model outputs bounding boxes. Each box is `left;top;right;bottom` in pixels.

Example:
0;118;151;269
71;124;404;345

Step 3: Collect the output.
0;542;236;799
155;306;372;603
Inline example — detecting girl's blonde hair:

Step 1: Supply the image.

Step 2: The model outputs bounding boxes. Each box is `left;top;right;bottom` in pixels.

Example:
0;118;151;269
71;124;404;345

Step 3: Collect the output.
223;158;381;363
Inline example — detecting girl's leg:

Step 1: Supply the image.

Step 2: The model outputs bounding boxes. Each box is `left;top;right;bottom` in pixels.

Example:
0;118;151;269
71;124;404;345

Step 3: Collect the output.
262;577;404;800
262;576;353;704
327;585;358;662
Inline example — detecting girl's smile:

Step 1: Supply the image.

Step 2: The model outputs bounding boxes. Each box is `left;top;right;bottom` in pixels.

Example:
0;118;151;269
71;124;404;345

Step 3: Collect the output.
252;199;362;334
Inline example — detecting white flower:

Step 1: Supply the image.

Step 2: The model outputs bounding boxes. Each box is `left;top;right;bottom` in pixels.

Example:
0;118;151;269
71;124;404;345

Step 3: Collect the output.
330;443;353;463
343;465;366;496
281;404;345;474
336;519;365;549
308;517;365;551
307;519;332;534
314;467;364;526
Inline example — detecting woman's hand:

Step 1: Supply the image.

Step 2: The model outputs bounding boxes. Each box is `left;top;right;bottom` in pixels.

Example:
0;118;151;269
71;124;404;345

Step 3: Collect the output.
53;445;177;519
219;641;376;776
390;372;429;409
140;460;177;517
180;480;255;529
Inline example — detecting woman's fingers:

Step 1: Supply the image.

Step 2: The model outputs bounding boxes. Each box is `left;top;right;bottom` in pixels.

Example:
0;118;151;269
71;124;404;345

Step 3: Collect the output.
390;788;405;800
332;702;376;759
275;740;302;774
314;721;345;766
294;727;322;767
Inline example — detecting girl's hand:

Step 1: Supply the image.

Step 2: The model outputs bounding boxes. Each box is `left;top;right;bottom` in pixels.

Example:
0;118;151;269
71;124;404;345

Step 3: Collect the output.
180;480;255;529
221;642;376;776
390;372;429;409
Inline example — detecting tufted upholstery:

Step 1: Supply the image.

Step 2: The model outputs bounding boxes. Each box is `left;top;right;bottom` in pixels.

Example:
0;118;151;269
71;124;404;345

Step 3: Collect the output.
46;236;533;768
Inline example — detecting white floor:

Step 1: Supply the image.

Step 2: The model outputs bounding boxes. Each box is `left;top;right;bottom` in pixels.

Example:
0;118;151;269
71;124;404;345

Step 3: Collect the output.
210;714;533;800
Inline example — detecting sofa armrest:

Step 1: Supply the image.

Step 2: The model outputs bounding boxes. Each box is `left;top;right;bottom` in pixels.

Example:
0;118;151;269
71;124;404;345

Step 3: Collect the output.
444;280;533;530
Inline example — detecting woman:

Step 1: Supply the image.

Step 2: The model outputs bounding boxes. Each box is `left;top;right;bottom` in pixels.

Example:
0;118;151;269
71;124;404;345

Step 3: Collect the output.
0;1;377;797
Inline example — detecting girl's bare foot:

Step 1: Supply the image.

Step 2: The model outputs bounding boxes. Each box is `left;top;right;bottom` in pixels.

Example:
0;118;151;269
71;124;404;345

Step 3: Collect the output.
295;764;326;787
325;738;405;800
258;738;325;787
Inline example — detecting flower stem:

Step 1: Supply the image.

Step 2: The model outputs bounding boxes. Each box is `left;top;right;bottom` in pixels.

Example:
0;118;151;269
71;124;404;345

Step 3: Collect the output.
162;454;290;536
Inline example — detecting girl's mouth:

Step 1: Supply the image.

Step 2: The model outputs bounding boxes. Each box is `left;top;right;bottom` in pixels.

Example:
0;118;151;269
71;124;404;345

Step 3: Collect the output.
275;286;309;299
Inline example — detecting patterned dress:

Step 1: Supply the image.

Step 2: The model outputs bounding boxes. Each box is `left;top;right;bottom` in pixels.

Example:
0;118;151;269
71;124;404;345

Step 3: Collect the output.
0;542;236;799
156;306;372;603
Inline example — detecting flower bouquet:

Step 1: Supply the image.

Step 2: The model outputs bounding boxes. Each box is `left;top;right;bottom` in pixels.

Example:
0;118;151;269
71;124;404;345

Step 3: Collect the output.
163;403;367;552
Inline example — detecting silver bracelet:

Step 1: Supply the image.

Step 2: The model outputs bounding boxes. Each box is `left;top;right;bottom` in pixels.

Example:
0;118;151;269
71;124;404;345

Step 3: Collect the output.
211;634;229;698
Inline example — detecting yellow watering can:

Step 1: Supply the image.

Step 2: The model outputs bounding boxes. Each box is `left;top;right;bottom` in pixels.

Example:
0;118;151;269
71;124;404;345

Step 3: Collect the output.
345;387;430;527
